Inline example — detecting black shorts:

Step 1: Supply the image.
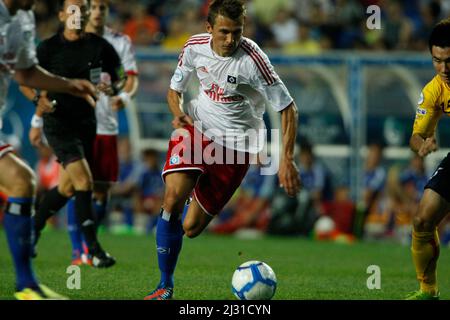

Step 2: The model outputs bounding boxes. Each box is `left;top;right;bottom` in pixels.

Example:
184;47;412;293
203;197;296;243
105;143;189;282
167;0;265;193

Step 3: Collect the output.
43;116;96;168
425;153;450;202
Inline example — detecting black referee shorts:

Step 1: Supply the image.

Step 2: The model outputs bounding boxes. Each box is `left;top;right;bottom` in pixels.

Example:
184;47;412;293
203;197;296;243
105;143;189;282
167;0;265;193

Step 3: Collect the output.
425;152;450;202
43;117;96;169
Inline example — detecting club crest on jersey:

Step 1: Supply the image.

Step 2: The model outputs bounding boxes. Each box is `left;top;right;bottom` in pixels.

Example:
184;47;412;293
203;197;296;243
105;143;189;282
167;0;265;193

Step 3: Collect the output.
227;75;238;89
170;155;180;165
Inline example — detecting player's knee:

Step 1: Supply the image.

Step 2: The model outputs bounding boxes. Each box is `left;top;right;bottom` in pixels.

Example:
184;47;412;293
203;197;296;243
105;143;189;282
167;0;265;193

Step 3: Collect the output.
413;215;436;232
10;166;36;197
163;188;188;214
183;225;201;238
72;176;93;191
58;184;74;198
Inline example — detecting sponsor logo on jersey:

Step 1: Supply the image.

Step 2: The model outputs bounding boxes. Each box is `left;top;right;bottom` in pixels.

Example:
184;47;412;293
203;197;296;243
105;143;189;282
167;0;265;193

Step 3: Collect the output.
416;107;427;115
170;155;180;165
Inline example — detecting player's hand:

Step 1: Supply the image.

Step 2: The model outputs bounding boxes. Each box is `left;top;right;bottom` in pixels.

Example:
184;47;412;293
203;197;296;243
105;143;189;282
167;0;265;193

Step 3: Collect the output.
172;114;194;129
67;79;97;107
36;92;56;114
111;96;125;111
278;157;301;197
29;127;44;148
97;82;115;96
418;137;438;157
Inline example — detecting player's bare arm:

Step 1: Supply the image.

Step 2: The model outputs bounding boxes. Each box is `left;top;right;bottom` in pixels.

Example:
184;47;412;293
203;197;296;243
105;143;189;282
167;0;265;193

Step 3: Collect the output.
111;74;139;111
14;65;97;107
167;88;193;128
278;102;301;197
19;87;57;148
410;133;438;157
19;87;56;115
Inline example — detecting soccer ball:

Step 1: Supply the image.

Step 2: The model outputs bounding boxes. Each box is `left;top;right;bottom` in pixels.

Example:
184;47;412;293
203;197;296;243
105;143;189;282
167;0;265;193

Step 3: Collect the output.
231;260;277;300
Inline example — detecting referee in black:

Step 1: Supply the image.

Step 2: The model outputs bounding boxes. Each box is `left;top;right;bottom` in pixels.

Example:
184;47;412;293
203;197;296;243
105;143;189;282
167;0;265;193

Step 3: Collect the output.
21;0;125;267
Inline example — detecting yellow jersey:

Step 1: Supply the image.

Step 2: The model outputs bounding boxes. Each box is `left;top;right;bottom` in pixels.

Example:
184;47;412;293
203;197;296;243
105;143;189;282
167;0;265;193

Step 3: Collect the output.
413;75;450;137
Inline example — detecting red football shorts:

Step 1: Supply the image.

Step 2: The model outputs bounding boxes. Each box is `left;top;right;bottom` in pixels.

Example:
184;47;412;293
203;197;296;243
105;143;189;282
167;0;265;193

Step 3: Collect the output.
92;134;118;182
162;125;251;216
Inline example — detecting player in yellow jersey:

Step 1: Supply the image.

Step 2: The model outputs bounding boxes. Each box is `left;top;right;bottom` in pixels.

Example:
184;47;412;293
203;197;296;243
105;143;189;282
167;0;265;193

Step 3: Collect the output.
406;19;450;300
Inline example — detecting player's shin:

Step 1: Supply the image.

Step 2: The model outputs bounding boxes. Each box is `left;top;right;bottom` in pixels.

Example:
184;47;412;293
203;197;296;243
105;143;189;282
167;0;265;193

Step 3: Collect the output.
74;190;101;253
67;197;84;260
34;186;70;244
411;228;440;295
156;208;185;288
93;197;108;229
4;197;39;290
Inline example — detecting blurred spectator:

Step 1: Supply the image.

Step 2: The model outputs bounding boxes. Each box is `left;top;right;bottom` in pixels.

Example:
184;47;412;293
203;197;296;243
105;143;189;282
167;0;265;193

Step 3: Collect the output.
161;7;204;51
211;158;276;235
270;8;299;47
109;137;141;234
252;0;295;26
123;3;162;46
161;15;191;51
243;15;277;48
410;1;441;51
133;149;164;235
399;153;428;202
298;140;334;213
381;0;414;50
382;165;412;244
332;0;365;49
267;141;333;236
293;0;334;26
283;24;323;55
30;0;440;52
380;154;428;244
322;185;355;235
358;143;388;239
35;143;60;205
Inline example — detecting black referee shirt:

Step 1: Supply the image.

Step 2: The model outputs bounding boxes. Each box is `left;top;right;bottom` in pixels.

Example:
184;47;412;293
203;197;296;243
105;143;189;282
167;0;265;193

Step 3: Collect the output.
37;31;123;124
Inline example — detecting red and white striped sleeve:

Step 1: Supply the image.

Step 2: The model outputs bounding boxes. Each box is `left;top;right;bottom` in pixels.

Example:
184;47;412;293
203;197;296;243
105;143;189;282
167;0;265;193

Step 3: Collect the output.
170;35;207;93
241;38;293;112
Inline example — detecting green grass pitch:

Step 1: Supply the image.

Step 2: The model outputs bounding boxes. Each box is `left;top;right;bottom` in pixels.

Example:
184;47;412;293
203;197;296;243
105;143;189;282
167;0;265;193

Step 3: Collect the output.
1;229;449;300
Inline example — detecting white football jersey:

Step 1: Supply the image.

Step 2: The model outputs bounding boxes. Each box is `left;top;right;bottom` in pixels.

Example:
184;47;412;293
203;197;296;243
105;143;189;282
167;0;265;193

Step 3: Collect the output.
0;2;37;127
96;27;138;135
170;34;293;154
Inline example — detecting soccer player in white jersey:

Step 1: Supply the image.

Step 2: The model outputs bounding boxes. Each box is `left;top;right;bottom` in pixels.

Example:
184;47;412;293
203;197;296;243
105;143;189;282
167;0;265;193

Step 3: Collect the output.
0;0;97;300
145;0;300;300
27;0;139;266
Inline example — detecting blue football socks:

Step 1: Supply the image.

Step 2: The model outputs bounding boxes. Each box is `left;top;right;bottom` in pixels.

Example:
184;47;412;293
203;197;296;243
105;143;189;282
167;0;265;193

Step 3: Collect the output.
4;197;39;290
155;207;187;288
67;197;84;259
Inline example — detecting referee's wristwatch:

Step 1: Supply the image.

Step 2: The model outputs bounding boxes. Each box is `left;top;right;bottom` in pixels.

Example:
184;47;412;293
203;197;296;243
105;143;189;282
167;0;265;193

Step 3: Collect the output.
32;93;41;106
